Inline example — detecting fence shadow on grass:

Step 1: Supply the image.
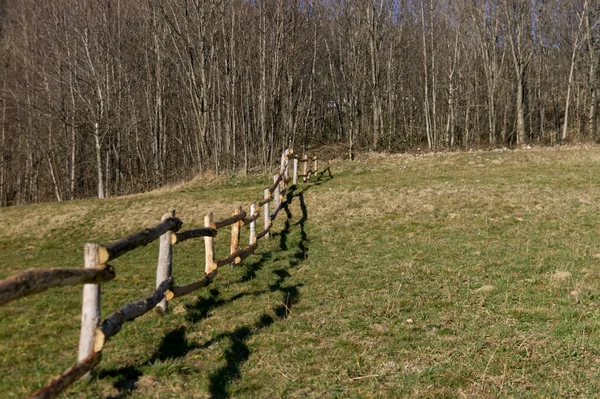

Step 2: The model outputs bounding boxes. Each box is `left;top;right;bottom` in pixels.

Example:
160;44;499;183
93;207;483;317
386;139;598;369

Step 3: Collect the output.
98;172;329;399
207;185;310;398
101;326;202;398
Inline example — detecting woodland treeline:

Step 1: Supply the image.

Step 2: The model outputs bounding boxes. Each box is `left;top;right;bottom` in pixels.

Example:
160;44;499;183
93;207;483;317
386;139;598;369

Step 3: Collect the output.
0;0;598;205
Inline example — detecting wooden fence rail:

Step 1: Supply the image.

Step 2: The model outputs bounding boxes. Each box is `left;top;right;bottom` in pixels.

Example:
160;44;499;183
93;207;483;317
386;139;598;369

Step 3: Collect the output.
0;266;116;306
0;148;323;399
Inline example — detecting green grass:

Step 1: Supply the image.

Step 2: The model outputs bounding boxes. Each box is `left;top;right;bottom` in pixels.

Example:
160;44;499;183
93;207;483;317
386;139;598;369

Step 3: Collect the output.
3;146;600;398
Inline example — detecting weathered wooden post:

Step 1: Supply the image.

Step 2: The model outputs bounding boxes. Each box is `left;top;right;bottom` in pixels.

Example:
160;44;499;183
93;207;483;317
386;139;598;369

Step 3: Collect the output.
230;206;242;264
273;174;281;211
280;149;288;173
293;158;298;185
284;152;290;185
156;211;174;314
78;243;101;362
302;154;308;183
204;213;216;275
313;156;318;174
263;188;270;239
250;202;257;244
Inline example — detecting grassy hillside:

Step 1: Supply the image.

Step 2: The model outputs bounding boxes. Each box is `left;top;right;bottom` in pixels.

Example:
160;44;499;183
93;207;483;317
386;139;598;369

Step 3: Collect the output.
2;146;600;398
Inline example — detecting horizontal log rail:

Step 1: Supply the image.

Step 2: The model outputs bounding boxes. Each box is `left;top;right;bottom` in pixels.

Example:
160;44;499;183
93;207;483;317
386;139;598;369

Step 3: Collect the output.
165;271;217;300
216;242;259;267
29;351;103;399
2;148;323;399
0;265;115;306
288;154;306;161
241;211;261;227
255;224;272;241
98;217;183;264
213;210;247;230
94;277;174;352
258;194;272;207
172;227;217;245
269;173;284;193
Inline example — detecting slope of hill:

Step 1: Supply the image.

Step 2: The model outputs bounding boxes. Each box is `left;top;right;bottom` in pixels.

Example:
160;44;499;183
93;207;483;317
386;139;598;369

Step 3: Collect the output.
2;146;600;398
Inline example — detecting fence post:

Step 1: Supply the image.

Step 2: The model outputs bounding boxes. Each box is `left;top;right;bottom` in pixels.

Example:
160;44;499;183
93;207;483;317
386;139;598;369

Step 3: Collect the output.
230;206;242;264
284;154;290;185
263;188;270;239
302;154;308;183
313;156;318;174
280;149;287;173
250;202;257;244
156;211;174;314
204;213;216;275
273;174;281;211
293;158;298;185
78;243;101;362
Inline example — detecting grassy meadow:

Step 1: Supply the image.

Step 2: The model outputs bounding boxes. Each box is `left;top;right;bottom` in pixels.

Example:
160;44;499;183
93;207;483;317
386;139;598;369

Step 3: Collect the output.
2;146;600;398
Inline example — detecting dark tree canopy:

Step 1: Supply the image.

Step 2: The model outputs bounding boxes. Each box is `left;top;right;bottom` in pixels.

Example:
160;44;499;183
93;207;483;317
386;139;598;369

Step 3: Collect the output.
0;0;598;205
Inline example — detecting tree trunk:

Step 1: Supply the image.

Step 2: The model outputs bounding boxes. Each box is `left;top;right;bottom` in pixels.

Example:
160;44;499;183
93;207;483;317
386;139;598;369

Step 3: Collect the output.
94;122;105;199
516;70;526;145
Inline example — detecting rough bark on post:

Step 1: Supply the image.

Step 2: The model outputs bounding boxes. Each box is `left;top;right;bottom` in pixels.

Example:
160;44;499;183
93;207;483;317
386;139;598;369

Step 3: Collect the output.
156;212;174;314
280;149;288;174
250;202;257;244
204;213;216;274
263;188;270;239
284;154;290;184
279;170;286;193
313;156;318;174
273;174;281;212
302;154;308;182
230;207;242;265
293;158;298;185
78;243;101;362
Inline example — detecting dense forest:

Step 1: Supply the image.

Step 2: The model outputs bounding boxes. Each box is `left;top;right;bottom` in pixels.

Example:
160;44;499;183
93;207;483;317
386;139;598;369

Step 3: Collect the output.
0;0;598;205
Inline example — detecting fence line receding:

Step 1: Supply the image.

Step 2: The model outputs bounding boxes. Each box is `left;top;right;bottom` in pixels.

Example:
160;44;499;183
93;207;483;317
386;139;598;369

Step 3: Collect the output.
0;148;324;399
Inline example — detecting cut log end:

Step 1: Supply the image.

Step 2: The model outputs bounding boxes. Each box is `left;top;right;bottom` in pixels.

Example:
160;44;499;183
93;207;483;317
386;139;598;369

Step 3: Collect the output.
93;329;106;353
165;290;175;301
97;246;110;265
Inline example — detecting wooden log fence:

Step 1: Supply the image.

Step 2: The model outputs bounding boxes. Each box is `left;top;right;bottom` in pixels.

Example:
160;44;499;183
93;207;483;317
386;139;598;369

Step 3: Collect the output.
0;148;322;399
0;266;115;306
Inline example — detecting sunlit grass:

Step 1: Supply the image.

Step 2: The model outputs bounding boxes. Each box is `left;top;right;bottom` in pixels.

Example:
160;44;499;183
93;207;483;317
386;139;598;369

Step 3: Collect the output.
2;146;600;397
